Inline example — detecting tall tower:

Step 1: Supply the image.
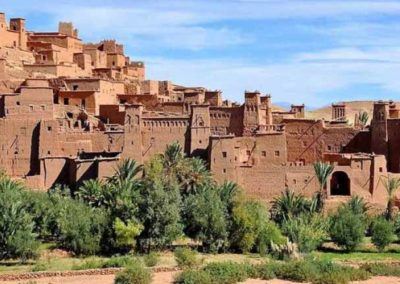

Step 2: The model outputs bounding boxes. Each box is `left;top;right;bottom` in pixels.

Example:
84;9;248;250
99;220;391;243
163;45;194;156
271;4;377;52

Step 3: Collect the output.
243;91;261;135
190;104;210;158
371;101;389;157
9;18;27;49
332;103;346;121
123;104;143;163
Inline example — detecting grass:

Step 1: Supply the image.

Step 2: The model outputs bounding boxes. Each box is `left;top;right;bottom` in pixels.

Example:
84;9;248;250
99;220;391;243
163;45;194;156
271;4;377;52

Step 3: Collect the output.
312;239;400;262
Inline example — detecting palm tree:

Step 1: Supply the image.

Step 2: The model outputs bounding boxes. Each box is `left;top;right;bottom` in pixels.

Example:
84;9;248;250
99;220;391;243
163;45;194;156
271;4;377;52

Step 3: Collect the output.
218;181;240;212
178;157;212;195
76;179;105;207
108;159;143;184
383;177;400;221
271;188;312;225
313;161;334;212
162;142;184;168
358;111;369;127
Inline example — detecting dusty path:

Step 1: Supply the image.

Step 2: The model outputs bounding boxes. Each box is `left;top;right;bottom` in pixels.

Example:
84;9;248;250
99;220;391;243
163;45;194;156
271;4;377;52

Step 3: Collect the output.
0;272;399;284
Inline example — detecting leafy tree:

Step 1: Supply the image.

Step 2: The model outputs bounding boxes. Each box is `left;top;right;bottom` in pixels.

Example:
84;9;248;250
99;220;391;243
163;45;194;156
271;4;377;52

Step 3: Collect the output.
162;142;184;169
383;177;400;221
183;185;228;252
230;201;270;253
138;156;182;252
313;162;334;212
371;217;395;251
329;206;366;251
56;199;107;255
114;217;143;252
0;177;39;261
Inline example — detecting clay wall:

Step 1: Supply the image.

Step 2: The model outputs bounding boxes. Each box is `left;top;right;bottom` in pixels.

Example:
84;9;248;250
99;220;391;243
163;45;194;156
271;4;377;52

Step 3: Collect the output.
99;105;125;124
107;53;125;68
205;91;222;106
58;91;97;114
0;118;41;177
210;106;243;136
73;53;92;73
387;119;400;173
3;87;54;119
284;118;360;164
83;48;107;68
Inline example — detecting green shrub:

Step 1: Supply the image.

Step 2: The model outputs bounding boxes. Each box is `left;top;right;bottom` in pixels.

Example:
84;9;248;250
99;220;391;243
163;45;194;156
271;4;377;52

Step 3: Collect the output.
274;260;319;282
361;263;400;276
203;262;249;284
371;217;395;251
256;221;285;255
254;262;277;280
174;248;198;268
114;261;151;284
143;252;159;267
102;256;134;268
0;178;40;261
57;199;108;255
31;262;48;272
175;270;212;284
329;207;366;251
282;214;328;253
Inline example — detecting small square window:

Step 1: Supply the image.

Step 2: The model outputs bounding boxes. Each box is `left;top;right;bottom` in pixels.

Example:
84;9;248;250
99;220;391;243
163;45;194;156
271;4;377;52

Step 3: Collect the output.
47;126;52;131
223;168;226;173
29;105;34;111
222;152;227;158
246;150;251;156
327;145;332;151
379;167;383;173
275;151;280;157
261;151;266;157
16;101;20;106
41;105;45;111
64;98;69;105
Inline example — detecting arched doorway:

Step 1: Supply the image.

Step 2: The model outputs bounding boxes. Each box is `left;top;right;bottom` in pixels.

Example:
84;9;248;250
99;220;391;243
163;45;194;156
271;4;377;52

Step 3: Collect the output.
330;171;350;196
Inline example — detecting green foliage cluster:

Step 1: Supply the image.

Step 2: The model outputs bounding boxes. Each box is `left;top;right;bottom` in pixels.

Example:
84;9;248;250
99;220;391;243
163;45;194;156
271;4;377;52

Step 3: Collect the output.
114;261;151;284
370;217;395;251
176;259;372;284
174;247;199;268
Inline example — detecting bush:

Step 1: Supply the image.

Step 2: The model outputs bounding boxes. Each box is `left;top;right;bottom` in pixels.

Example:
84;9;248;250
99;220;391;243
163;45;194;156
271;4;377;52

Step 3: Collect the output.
175;270;212;284
174;248;199;268
203;262;249;284
274;260;319;282
114;261;152;284
56;199;108;255
256;221;285;255
361;263;400;276
282;214;328;253
0;178;40;261
143;252;159;267
329;207;366;251
254;262;277;280
371;217;395;251
31;262;48;272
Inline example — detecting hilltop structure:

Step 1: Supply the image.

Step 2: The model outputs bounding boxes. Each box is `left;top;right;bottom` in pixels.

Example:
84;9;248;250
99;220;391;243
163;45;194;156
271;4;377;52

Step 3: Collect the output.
1;12;399;208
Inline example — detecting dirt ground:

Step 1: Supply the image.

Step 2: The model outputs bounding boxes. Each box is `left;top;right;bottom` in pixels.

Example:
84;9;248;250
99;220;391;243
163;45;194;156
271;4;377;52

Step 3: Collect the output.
0;272;399;284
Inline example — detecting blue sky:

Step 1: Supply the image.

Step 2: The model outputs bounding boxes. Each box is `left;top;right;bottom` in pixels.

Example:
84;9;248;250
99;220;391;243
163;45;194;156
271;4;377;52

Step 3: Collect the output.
3;0;400;108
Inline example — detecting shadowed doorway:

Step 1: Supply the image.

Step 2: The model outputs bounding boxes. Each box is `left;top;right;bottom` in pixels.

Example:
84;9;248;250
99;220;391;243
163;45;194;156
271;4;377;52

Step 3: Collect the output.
330;171;350;196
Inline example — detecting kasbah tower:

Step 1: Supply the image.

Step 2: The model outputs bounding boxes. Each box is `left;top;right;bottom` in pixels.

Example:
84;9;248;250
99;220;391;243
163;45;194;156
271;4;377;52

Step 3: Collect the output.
1;11;399;210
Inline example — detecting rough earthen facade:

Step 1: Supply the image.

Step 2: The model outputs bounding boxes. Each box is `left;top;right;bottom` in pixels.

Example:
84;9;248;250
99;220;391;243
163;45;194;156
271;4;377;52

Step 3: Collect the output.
1;12;399;208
